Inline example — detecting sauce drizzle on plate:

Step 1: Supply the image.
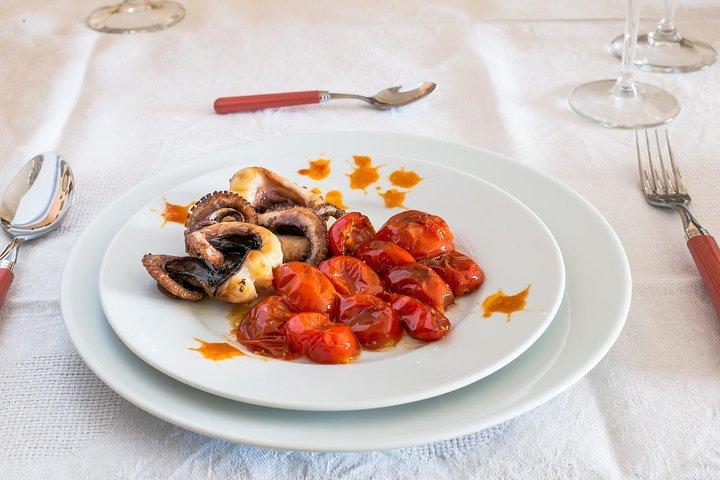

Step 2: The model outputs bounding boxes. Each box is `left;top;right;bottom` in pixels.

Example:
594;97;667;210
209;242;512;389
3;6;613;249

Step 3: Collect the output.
298;158;331;180
348;155;381;192
325;190;347;210
190;338;244;361
482;286;530;320
161;199;194;226
389;168;422;188
379;189;406;209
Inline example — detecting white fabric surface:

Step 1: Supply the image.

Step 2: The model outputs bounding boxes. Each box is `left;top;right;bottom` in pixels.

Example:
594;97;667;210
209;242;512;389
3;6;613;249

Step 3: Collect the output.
2;0;720;478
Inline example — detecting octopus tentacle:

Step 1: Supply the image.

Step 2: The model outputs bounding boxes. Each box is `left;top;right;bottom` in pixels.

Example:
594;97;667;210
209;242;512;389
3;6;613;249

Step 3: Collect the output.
229;167;345;220
141;253;204;301
185;191;258;232
257;206;329;266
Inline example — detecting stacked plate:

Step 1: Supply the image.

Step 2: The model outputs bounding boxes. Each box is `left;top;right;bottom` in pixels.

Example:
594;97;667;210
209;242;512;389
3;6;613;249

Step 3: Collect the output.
61;132;631;451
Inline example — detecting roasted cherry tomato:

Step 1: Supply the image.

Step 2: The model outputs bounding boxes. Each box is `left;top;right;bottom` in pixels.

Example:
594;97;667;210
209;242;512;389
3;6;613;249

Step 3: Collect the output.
375;210;454;259
284;312;360;364
272;262;338;316
383;263;454;312
236;295;298;359
385;293;451;342
337;294;402;349
420;251;484;297
353;240;415;275
328;212;376;256
318;255;385;296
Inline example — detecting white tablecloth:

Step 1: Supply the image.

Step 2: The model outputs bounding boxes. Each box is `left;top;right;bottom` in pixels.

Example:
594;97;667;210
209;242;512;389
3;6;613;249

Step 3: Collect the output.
2;1;720;478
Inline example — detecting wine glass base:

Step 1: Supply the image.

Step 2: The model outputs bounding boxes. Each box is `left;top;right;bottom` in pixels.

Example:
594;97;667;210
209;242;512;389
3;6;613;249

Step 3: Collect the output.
610;33;717;73
568;79;679;129
87;1;185;34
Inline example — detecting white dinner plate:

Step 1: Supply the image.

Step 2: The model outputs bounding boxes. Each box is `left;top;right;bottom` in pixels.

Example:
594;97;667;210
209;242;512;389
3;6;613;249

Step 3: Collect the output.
61;132;630;451
98;156;564;411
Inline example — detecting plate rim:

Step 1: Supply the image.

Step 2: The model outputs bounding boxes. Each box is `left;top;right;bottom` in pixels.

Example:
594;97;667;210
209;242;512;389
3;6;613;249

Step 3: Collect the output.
96;155;566;411
61;131;631;451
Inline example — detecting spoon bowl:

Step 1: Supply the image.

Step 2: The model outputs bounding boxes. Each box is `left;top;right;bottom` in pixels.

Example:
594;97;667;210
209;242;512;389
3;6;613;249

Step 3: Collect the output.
1;152;74;240
369;82;437;109
0;152;74;308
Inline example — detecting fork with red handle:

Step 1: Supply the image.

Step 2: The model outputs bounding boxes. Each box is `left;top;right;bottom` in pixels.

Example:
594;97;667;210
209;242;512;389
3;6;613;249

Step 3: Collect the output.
636;129;720;317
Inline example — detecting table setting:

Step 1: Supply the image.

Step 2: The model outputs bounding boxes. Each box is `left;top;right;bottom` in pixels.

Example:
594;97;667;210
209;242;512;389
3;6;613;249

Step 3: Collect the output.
1;1;719;478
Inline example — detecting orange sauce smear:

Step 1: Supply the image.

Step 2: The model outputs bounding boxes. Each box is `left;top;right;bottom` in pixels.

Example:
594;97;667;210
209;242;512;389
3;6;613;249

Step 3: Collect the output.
161;199;194;226
481;286;530;321
189;338;244;361
389;168;422;188
348;155;381;192
310;187;323;196
325;190;348;210
298;158;331;180
379;189;407;209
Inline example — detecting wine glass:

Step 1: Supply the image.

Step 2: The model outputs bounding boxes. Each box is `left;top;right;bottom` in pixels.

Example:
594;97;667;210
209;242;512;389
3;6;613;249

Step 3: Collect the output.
610;0;716;73
87;0;185;34
568;0;680;129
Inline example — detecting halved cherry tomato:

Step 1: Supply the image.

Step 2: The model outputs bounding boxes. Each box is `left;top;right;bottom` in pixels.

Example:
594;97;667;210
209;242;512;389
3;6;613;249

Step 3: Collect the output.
383;263;454;312
318;255;385;296
385;293;451;342
284;312;360;364
420;251;484;297
236;295;299;360
337;294;402;349
375;210;454;259
272;262;338;316
353;240;415;275
328;212;376;256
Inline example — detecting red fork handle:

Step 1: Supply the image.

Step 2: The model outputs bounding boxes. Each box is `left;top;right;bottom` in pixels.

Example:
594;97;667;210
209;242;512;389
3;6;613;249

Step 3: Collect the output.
0;267;14;309
214;91;323;114
687;234;720;318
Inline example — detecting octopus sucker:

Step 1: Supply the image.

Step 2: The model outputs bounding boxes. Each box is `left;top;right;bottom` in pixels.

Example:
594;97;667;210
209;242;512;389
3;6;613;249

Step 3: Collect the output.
229;167;345;220
257;206;329;266
185;191;258;232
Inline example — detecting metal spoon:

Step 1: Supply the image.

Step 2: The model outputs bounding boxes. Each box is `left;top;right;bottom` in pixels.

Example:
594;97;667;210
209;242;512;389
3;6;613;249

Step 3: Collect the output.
213;82;437;114
0;152;75;309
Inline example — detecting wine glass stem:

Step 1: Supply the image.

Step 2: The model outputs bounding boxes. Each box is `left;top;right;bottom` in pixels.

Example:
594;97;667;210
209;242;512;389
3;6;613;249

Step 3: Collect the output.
650;0;682;42
612;0;640;98
118;0;153;13
658;0;677;34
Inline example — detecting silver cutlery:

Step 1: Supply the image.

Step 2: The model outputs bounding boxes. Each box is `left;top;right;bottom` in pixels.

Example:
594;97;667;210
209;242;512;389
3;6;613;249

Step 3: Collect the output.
214;82;437;114
0;152;75;309
636;130;720;317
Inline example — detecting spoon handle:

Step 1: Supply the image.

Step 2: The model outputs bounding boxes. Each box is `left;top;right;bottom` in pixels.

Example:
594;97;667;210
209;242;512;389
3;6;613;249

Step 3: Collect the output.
0;266;13;309
214;91;329;114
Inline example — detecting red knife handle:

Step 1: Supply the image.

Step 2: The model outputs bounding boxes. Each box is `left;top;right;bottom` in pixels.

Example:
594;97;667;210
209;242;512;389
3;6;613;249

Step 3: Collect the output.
214;91;323;114
687;234;720;318
0;267;14;309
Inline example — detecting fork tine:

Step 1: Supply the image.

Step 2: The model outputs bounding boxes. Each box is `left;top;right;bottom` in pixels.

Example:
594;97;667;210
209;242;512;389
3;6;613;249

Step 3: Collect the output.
645;130;660;194
665;130;686;194
636;131;651;194
655;130;672;193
